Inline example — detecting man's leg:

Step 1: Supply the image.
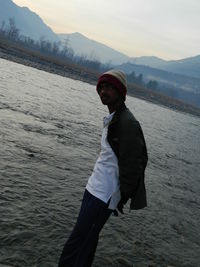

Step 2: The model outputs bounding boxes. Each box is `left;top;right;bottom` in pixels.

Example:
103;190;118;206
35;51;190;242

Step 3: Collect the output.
58;190;112;267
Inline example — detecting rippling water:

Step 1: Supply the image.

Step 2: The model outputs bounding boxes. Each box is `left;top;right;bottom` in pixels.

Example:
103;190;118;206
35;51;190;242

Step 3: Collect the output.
0;58;200;267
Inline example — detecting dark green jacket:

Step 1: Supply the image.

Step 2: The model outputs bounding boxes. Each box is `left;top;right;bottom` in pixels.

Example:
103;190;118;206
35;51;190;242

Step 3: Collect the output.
107;103;148;210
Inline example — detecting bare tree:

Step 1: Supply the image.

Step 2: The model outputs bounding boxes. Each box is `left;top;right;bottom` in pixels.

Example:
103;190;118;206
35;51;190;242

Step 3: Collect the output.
7;18;20;40
52;41;60;55
0;20;6;34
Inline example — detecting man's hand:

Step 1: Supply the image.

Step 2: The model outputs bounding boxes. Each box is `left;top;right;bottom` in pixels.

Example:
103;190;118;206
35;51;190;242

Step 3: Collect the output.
113;194;128;216
112;200;124;217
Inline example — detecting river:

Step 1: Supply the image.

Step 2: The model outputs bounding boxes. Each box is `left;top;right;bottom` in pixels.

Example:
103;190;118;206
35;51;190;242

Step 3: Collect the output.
0;58;200;267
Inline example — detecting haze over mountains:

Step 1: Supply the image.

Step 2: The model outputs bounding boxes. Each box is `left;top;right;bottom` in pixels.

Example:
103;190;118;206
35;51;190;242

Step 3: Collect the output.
59;32;131;65
60;33;200;80
0;0;59;41
1;0;200;100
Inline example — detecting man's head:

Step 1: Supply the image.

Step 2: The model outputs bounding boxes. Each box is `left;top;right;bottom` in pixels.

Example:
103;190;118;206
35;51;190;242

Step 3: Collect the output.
96;70;127;105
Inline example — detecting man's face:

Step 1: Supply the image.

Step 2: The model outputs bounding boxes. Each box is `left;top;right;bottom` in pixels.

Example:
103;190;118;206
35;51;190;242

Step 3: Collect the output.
98;83;121;106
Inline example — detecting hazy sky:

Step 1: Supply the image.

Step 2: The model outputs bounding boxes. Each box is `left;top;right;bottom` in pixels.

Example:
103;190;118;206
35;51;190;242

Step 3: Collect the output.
13;0;200;60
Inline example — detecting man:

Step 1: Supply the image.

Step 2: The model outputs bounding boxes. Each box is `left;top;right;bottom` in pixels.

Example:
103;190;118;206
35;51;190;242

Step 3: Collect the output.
58;70;148;267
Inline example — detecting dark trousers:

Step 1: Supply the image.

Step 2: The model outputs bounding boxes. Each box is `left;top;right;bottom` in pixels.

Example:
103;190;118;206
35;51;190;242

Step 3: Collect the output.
58;190;112;267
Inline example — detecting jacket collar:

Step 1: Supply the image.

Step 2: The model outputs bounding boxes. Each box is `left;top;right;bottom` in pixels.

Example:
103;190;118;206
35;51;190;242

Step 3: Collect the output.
109;102;126;126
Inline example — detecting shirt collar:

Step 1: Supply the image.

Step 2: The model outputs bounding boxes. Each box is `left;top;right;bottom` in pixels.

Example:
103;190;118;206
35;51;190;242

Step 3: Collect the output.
103;112;115;127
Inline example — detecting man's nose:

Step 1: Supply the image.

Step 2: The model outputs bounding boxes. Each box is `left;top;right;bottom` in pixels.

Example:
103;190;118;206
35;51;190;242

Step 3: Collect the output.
99;87;107;95
101;87;106;93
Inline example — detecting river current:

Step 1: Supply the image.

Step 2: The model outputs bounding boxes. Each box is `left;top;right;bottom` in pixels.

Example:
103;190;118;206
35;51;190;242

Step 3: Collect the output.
0;58;200;267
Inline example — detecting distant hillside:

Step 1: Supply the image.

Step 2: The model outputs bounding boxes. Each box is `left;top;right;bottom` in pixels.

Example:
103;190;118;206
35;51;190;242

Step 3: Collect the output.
0;0;59;41
127;55;200;79
117;62;200;94
59;32;200;79
58;32;131;65
157;55;200;79
131;56;167;68
59;33;172;68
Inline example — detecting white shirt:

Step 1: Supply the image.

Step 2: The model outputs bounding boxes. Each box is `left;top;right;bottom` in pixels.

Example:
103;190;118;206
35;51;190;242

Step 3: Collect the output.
86;112;121;210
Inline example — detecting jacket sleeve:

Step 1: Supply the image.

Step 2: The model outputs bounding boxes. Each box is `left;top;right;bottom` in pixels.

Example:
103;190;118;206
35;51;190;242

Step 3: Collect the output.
118;119;146;203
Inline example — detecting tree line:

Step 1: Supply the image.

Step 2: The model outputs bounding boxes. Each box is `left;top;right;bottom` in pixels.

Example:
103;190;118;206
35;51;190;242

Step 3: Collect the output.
0;18;104;72
126;71;158;90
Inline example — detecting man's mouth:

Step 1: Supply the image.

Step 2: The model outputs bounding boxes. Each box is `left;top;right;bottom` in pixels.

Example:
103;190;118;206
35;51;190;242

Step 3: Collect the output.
101;95;109;100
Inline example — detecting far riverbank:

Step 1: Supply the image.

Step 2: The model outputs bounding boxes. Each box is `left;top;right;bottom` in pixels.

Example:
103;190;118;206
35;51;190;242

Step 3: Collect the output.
1;39;200;118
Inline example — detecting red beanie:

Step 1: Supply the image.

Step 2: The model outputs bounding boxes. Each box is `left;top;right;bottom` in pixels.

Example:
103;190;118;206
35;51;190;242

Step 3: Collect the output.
97;70;127;101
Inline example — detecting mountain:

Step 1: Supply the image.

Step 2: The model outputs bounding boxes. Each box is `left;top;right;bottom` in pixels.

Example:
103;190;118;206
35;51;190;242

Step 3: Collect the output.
116;62;200;94
58;32;131;65
132;55;200;79
157;55;200;79
0;0;59;41
59;33;168;67
117;62;200;107
131;56;167;68
59;32;200;79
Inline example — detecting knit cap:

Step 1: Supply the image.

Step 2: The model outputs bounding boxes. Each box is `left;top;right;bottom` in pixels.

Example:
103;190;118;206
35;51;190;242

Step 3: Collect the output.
97;69;127;101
